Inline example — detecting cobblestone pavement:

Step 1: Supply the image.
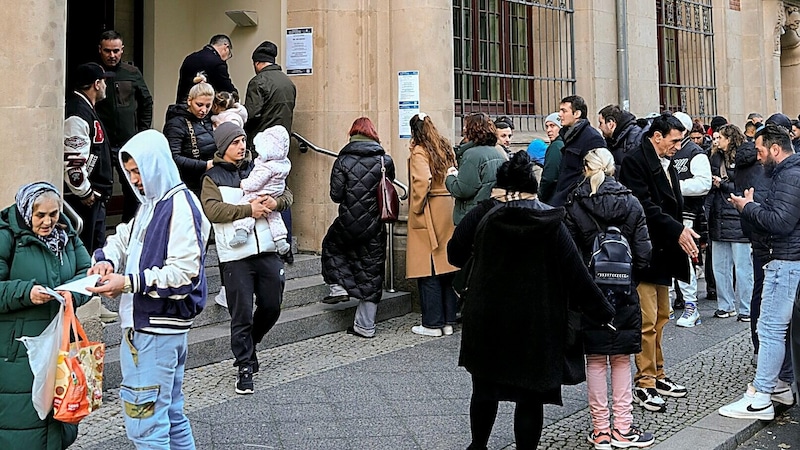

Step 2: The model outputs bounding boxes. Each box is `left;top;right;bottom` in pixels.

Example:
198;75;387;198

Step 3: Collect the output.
74;296;760;449
737;404;800;450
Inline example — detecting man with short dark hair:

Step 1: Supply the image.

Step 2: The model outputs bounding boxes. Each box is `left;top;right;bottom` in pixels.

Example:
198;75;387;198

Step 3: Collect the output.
244;40;298;263
597;104;643;173
550;95;606;206
176;34;236;102
619;113;697;412
722;125;800;420
95;30;153;221
64;62;115;253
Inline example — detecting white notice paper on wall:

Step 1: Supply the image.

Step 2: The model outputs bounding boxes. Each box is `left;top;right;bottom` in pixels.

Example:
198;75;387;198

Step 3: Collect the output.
398;71;420;138
286;27;313;75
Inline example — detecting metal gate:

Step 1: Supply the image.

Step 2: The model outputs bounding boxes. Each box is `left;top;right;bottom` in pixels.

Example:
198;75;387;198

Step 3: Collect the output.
657;0;718;121
453;0;576;131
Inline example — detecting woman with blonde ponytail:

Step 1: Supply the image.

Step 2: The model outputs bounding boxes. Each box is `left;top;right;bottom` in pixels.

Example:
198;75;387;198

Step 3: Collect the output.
564;148;655;449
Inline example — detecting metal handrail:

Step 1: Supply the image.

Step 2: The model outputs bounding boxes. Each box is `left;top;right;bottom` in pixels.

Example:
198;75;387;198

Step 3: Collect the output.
62;200;84;235
291;131;408;292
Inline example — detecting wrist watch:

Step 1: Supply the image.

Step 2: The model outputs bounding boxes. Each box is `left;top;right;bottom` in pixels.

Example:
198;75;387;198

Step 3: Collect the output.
122;276;133;294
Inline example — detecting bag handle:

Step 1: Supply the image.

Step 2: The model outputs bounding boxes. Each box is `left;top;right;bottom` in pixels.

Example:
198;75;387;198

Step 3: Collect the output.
185;118;200;159
60;293;90;352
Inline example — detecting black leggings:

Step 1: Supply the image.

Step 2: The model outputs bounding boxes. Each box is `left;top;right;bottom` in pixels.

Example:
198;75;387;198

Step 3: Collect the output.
468;383;544;450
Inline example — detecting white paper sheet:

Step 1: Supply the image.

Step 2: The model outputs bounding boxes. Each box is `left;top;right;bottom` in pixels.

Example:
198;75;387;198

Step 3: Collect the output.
53;274;102;296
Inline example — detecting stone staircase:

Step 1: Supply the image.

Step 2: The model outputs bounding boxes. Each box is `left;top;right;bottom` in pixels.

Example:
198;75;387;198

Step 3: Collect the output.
99;245;412;388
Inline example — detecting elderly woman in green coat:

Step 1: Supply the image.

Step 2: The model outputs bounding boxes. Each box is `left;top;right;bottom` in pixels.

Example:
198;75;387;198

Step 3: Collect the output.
0;182;92;449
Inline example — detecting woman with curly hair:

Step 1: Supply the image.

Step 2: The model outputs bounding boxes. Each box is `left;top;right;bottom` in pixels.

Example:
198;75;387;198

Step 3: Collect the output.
406;113;460;337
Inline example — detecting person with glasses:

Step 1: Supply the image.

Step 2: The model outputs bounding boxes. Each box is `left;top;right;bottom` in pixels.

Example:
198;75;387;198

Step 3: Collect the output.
176;34;237;103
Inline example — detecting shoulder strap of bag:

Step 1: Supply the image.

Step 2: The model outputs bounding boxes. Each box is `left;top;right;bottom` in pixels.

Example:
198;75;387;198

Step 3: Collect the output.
185;118;199;159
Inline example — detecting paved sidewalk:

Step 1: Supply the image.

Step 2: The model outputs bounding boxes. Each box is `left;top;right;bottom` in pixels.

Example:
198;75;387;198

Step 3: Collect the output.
72;296;768;450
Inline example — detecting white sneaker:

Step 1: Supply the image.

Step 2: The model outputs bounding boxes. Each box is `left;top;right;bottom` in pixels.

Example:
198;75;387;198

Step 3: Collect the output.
676;302;699;327
771;380;796;406
215;287;228;308
443;325;454;336
411;325;443;337
718;384;774;420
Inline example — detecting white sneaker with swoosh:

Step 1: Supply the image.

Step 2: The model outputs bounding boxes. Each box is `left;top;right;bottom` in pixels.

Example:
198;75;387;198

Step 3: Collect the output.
718;384;774;421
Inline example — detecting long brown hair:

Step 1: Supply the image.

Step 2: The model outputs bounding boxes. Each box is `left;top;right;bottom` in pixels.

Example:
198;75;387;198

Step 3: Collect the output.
410;114;455;184
716;124;744;164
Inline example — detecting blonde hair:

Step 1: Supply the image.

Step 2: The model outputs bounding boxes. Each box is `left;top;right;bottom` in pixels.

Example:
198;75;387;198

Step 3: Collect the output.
188;72;214;101
583;148;615;195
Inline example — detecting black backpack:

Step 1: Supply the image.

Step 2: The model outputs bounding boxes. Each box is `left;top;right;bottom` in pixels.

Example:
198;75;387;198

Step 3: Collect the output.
581;206;633;295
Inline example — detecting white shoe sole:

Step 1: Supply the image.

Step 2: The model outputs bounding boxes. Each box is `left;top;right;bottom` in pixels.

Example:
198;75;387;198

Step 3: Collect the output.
586;435;611;450
771;389;796;406
634;397;666;412
718;405;774;421
411;326;443;337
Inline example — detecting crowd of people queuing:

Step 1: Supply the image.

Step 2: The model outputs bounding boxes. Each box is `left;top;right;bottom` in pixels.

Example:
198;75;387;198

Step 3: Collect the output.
0;26;799;450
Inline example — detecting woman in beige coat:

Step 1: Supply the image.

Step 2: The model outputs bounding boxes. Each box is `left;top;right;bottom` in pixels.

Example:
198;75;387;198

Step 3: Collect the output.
406;113;460;337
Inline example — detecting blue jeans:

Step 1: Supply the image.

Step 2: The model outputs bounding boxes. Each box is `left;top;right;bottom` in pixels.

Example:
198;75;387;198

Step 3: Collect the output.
751;254;794;381
711;241;753;315
119;329;195;449
418;273;458;328
753;260;800;394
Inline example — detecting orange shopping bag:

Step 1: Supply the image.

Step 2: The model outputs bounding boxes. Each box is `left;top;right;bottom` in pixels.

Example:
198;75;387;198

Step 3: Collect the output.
53;292;105;424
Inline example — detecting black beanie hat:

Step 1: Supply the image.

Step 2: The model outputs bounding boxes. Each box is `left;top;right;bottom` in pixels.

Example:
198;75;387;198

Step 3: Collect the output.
251;41;277;63
215;122;246;157
710;116;728;132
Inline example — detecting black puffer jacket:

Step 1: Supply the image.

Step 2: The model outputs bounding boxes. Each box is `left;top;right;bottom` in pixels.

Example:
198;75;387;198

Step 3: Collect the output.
607;112;644;175
321;137;395;303
706;151;748;243
163;104;216;195
551;119;607;206
743;153;800;262
734;141;768;239
565;178;651;355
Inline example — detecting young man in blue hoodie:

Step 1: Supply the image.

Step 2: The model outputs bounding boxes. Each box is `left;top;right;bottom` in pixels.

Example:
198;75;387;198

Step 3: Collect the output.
88;129;211;449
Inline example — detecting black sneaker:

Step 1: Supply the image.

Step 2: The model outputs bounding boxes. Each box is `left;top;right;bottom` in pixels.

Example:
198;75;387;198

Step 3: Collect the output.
655;377;687;398
235;366;254;395
611;426;655;448
737;314;751;322
673;298;685;310
705;290;717;301
634;387;666;412
713;309;736;318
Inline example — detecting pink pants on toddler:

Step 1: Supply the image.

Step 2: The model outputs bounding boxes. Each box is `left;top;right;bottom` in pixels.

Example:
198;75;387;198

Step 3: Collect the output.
586;354;634;433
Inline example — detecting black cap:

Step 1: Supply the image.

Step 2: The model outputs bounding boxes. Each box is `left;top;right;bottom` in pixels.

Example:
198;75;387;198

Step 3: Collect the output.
74;62;114;87
765;113;792;130
251;41;277;63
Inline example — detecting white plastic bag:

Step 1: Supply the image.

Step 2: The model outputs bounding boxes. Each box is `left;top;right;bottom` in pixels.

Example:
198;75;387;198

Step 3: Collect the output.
17;297;64;420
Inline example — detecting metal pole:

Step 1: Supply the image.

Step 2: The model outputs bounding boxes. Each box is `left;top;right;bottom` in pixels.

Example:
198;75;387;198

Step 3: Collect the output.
386;223;396;293
616;0;630;111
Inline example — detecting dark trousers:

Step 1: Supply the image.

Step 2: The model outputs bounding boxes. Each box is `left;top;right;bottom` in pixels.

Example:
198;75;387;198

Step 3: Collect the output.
793;282;800;390
280;208;292;248
705;240;716;294
66;196;106;253
468;378;543;450
224;253;285;367
417;272;458;328
751;253;794;381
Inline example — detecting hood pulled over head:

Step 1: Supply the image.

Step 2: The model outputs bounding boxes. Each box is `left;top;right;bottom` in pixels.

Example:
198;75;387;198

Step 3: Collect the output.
254;125;290;162
119;130;183;202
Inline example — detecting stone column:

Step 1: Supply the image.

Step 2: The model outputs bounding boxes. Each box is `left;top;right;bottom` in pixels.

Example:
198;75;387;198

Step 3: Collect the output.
0;1;66;206
287;0;454;252
781;5;800;116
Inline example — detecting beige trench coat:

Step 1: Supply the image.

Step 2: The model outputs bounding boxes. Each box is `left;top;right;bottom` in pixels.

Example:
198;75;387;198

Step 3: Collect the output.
406;145;459;279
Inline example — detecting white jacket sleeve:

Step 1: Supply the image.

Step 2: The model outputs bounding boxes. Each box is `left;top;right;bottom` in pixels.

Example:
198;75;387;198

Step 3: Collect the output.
63;116;94;198
680;154;712;197
92;220;133;272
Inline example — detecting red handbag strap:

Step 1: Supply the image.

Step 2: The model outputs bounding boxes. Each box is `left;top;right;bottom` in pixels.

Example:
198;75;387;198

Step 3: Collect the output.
60;293;90;351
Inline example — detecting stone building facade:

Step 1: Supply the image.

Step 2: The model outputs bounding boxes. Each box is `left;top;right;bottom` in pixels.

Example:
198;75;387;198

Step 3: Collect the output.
2;0;799;252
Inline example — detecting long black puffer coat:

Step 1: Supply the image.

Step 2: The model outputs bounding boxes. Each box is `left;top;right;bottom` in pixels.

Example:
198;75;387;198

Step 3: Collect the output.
734;141;768;239
565;178;651;355
321;137;395;303
706;150;748;243
163;103;216;195
607;112;644;174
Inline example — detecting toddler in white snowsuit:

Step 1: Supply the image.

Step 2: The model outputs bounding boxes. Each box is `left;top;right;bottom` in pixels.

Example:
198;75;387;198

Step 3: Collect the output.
229;125;291;253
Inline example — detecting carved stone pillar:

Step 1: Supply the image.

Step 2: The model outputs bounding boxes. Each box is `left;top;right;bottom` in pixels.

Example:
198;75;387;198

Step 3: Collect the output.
781;4;800;115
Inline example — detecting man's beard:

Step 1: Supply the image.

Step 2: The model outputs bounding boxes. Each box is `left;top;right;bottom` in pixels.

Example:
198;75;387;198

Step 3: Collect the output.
762;155;777;175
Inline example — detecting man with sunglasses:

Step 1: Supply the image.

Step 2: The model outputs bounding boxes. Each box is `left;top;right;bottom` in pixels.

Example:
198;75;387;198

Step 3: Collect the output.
722;124;800;420
176;34;237;103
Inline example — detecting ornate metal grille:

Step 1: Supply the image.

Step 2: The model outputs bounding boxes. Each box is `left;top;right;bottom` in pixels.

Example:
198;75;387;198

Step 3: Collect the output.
657;0;717;121
453;0;576;131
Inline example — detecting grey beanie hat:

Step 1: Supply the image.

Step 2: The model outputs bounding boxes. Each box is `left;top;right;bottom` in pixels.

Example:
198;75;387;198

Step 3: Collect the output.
215;122;246;157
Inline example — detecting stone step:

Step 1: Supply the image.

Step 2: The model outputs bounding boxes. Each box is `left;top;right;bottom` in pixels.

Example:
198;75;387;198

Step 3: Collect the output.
101;290;412;388
101;273;333;344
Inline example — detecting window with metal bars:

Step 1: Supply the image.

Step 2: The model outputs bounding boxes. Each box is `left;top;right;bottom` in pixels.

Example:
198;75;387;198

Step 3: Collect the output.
453;0;576;131
656;0;718;121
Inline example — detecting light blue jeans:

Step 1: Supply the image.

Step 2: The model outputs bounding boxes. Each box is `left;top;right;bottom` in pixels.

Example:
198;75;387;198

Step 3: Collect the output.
119;329;195;449
753;259;800;394
711;241;753;316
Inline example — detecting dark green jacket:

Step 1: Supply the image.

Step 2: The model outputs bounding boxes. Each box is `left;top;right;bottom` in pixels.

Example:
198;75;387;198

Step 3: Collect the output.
446;143;507;225
95;61;153;148
0;205;91;450
244;64;297;139
539;136;564;204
